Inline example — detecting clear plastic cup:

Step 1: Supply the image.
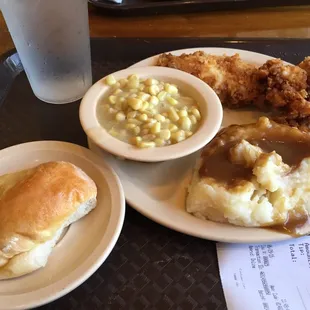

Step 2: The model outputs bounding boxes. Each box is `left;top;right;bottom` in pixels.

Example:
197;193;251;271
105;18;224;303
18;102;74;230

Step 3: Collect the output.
1;0;92;104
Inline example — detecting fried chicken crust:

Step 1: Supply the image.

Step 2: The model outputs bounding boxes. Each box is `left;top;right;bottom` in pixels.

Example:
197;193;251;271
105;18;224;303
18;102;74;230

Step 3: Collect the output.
258;59;308;108
157;52;264;108
257;58;310;131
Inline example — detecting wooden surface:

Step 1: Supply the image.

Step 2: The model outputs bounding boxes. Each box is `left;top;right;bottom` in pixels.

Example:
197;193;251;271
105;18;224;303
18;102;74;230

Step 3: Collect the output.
1;5;310;55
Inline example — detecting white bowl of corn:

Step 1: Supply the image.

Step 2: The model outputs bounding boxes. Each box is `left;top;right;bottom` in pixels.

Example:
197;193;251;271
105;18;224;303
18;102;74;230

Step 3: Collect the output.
79;66;223;162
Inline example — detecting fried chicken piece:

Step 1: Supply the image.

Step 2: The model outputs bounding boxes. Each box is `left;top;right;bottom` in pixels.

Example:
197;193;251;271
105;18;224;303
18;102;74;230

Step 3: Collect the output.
258;59;308;108
157;52;264;108
257;58;310;130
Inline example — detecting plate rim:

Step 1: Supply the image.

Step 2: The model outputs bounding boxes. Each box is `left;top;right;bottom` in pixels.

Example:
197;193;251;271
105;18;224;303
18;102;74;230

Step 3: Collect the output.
118;47;294;244
0;141;126;310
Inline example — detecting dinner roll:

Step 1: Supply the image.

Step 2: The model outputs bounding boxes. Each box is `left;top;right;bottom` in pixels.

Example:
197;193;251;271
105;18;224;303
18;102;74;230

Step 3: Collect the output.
0;161;97;280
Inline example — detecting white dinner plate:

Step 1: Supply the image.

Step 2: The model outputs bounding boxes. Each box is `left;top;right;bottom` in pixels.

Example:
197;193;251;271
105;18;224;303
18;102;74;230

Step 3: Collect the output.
90;47;294;244
0;141;125;310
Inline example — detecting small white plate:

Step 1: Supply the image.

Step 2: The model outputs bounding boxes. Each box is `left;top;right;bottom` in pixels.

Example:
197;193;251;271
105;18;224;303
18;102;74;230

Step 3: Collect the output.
89;47;294;244
0;141;125;310
80;66;223;162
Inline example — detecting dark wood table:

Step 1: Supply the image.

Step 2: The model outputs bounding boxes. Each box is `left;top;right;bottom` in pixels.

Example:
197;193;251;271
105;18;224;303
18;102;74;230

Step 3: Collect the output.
1;5;310;55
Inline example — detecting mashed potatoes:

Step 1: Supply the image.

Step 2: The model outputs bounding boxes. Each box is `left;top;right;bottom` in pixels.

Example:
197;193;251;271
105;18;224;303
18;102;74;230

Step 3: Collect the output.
186;117;310;234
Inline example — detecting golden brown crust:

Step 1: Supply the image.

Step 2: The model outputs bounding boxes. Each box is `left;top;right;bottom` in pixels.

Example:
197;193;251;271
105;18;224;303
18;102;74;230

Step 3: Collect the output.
0;162;97;259
157;52;265;107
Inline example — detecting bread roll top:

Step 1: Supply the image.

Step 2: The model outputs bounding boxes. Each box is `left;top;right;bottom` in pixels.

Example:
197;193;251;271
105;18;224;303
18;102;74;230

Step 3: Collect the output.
0;162;97;263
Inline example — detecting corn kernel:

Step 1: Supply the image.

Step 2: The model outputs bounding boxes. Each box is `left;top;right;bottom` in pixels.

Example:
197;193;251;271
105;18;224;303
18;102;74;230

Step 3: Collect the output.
168;107;180;122
108;95;117;104
139;141;156;148
149;85;160;96
128;97;143;110
105;75;117;86
133;126;141;135
149;96;159;105
111;82;120;90
185;131;193;138
191;108;201;120
138;113;148;122
128;74;139;80
128;118;142;125
113;89;122;95
168;124;178;132
159;129;171;140
138;92;150;101
145;78;159;86
189;115;197;125
155;138;165;147
140;101;149;111
179;116;192;131
167;96;178;106
171;130;185;143
130;136;142;145
157;91;167;101
125;123;137;130
115;112;126;122
119;78;128;87
162;112;168;118
164;83;178;95
129;89;138;93
127;80;139;89
154;114;166;122
178;109;188;117
151;122;161;134
127;75;139;89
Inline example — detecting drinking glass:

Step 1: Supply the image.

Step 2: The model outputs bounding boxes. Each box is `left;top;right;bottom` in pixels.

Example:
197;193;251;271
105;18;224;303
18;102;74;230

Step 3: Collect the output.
1;0;92;104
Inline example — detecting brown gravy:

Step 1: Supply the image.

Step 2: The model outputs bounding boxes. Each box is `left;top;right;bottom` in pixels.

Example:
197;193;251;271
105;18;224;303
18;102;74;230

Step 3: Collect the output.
251;139;310;166
271;208;310;236
199;138;310;183
199;141;253;184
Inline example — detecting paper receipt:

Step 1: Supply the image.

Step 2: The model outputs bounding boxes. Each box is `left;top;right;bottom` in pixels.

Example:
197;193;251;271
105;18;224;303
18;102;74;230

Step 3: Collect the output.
217;237;310;310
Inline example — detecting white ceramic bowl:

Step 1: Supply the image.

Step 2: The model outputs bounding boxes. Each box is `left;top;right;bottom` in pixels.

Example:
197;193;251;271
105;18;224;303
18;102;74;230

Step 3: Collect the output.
79;66;223;162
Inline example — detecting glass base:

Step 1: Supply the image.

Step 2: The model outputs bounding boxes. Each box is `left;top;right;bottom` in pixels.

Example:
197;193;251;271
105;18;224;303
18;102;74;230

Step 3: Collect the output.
35;92;85;104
